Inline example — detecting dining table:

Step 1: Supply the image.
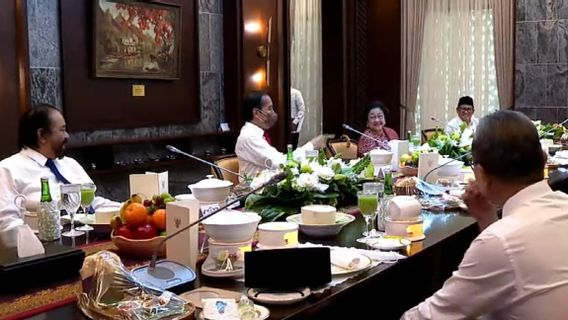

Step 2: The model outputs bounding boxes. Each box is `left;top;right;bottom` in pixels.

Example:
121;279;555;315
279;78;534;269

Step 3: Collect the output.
7;209;478;320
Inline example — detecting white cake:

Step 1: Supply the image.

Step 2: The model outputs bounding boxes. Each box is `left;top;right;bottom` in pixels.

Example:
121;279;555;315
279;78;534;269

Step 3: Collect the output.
301;205;336;225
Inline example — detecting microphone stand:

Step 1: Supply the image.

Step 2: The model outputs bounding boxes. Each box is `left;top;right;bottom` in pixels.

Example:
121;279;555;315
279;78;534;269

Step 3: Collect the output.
149;172;288;269
342;124;385;145
423;151;472;183
166;145;246;181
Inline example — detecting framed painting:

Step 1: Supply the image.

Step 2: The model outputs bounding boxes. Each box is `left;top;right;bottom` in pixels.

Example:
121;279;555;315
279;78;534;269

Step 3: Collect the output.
93;0;182;79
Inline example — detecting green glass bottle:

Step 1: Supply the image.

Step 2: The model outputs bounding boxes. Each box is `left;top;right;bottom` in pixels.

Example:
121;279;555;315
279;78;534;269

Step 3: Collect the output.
38;177;61;241
286;144;294;161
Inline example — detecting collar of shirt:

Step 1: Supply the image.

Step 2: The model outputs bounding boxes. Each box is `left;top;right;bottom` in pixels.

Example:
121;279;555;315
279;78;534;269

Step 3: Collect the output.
243;121;265;137
502;180;552;218
20;147;49;167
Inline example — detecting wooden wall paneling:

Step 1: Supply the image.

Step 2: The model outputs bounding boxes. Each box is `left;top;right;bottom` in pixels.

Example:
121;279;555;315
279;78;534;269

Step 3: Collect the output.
225;0;288;150
59;0;200;132
366;0;401;134
0;0;30;159
222;0;243;133
321;0;347;135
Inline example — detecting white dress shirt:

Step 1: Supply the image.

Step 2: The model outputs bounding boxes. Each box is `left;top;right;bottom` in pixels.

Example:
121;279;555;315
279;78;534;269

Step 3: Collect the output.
290;88;306;132
0;148;119;232
235;122;313;179
401;180;568;320
445;116;478;135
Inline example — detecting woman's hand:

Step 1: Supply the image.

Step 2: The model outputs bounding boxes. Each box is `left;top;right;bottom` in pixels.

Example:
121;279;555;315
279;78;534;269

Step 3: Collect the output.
462;181;498;230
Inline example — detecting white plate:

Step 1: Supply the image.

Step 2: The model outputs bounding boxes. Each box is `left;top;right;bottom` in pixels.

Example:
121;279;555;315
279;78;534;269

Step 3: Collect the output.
367;237;411;250
201;265;244;278
286;212;355;237
197;304;269;320
180;287;242;309
247;287;310;305
330;251;373;275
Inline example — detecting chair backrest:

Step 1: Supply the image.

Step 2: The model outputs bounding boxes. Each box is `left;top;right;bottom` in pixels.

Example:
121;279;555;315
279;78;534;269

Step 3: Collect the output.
211;154;240;185
327;135;358;160
421;128;440;144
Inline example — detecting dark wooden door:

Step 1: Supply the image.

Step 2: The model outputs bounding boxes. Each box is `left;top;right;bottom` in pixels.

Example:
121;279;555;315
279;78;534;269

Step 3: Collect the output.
0;0;29;159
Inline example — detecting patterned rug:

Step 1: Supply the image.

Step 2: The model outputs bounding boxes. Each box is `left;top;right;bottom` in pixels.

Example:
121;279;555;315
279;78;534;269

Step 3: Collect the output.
0;241;149;320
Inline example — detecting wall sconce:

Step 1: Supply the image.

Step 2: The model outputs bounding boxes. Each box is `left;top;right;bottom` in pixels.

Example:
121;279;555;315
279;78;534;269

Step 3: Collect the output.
251;69;265;86
244;21;262;34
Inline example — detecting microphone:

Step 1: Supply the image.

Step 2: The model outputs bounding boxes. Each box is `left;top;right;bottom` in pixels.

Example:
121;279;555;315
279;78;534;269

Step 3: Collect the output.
135;171;288;292
423;151;472;183
166;145;246;180
342;124;384;144
430;117;445;126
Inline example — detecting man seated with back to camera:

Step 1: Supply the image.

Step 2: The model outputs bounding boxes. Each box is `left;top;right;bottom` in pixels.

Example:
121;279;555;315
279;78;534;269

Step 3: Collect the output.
235;91;328;179
0;103;120;232
401;110;568;319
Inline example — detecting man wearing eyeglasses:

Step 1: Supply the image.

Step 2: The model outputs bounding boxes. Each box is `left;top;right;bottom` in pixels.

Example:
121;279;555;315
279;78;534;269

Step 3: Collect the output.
445;96;478;135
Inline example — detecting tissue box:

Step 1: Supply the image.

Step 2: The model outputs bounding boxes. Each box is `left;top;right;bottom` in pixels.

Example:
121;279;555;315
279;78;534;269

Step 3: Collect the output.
165;197;200;270
129;171;168;198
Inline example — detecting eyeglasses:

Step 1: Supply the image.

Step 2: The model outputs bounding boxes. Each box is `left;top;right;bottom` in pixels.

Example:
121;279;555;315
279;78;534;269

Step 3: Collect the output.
458;107;474;112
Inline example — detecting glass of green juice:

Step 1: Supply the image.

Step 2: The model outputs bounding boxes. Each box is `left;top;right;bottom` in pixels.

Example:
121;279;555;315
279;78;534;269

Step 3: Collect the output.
76;182;96;232
357;191;378;242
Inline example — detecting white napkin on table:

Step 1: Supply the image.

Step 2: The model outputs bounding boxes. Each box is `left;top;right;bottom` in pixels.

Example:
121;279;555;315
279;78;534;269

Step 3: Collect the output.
330;251;361;270
16;224;45;258
301;242;406;263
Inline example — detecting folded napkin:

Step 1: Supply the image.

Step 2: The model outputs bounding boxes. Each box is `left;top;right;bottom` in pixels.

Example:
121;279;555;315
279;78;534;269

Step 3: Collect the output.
16;224;45;258
301;242;406;263
330;251;360;270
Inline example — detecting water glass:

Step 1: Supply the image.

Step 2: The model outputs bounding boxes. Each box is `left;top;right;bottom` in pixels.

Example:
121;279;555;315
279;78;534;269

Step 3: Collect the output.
60;184;84;237
357;190;378;243
76;182;96;232
305;149;319;162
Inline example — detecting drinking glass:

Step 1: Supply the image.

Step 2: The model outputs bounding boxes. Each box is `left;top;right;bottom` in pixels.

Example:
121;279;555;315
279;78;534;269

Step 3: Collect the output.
357;190;378;243
305;149;319;162
411;134;421;147
60;184;84;237
363;182;384;236
76;182;96;232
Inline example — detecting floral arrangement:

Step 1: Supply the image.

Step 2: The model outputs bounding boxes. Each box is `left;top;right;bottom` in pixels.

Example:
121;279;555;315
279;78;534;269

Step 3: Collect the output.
533;120;566;141
245;152;373;222
426;123;472;165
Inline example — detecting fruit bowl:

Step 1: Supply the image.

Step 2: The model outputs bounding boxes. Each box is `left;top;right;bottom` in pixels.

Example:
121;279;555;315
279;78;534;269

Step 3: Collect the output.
400;166;418;177
111;230;166;258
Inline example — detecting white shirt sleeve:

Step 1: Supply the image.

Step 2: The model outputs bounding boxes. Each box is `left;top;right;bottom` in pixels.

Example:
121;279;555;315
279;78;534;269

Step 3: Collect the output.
0;167;25;232
401;231;516;320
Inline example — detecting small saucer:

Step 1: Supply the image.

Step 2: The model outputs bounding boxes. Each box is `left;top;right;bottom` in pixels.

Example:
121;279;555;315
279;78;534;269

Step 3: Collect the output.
367;237;411;250
197;303;269;320
247;287;310;305
201;265;244;278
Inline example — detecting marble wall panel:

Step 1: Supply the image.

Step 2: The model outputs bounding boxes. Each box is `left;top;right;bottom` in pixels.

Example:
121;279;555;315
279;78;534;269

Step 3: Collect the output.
516;22;538;64
547;64;568;106
537;21;558;63
558;20;568;62
210;14;224;73
559;0;568;18
30;68;62;107
199;14;211;71
517;0;526;22
516;107;538;120
526;0;555;21
200;0;220;14
516;64;547;107
536;107;559;123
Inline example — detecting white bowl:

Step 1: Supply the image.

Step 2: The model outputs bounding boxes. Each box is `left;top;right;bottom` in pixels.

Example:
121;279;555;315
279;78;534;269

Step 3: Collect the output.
301;204;336;225
201;210;260;242
188;177;233;203
369;149;393;166
257;222;299;249
436;158;463;177
286;212;355;238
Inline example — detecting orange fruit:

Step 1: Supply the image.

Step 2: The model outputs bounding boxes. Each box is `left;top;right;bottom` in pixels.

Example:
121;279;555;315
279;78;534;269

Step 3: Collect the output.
152;209;167;231
124;202;148;226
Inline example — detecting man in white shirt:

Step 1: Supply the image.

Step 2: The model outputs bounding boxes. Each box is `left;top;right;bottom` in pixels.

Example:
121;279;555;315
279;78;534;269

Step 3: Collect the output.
235;91;327;179
402;110;568;319
290;88;305;133
445;96;479;142
0;104;119;232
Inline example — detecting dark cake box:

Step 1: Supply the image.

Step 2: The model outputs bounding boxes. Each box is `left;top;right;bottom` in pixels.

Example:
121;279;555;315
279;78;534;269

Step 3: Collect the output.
0;242;85;292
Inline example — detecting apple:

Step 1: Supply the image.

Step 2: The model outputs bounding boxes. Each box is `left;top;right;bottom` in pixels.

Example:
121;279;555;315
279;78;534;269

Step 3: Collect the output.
133;223;158;240
400;153;411;164
116;225;134;239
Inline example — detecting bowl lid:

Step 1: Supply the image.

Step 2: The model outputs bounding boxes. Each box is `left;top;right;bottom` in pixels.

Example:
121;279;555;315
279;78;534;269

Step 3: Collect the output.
189;176;233;189
369;148;393;155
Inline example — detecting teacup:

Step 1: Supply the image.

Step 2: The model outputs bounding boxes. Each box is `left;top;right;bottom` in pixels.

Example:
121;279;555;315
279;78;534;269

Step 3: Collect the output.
257;222;299;249
14;194;40;231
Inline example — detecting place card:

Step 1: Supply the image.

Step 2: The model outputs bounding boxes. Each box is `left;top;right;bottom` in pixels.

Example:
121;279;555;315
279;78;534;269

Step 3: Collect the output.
166;198;200;269
129;171;168;198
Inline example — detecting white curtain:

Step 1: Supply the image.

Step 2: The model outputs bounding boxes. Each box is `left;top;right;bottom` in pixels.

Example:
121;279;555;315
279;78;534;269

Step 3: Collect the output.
416;0;499;131
290;0;322;146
